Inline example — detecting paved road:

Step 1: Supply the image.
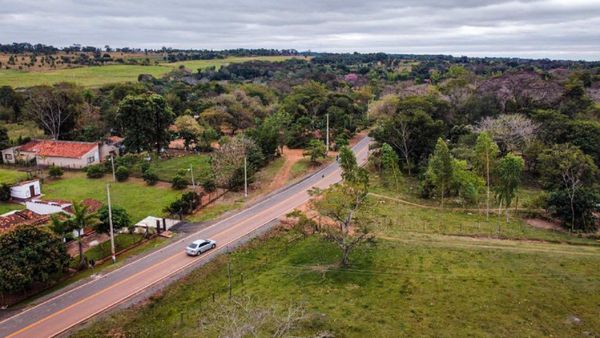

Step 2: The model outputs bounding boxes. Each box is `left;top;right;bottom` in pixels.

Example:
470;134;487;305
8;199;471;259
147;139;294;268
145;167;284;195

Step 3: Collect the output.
0;137;370;338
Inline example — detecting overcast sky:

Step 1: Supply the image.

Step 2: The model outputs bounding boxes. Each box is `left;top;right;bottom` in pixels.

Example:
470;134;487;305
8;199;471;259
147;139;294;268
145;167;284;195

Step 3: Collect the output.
1;0;599;60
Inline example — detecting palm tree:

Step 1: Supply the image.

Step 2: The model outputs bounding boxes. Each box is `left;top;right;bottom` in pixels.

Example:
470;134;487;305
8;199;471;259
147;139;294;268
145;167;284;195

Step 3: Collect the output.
69;201;100;269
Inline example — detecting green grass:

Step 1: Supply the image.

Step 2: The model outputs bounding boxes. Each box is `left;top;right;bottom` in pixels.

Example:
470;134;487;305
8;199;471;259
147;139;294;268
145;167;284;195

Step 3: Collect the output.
43;173;181;222
0;56;303;88
150;154;210;183
0;167;28;185
0;121;45;141
0;202;23;214
73;229;600;337
0;65;170;88
289;158;312;179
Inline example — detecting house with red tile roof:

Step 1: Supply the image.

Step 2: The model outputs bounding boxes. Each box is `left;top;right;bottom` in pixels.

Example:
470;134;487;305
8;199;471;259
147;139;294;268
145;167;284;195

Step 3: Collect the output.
1;139;100;168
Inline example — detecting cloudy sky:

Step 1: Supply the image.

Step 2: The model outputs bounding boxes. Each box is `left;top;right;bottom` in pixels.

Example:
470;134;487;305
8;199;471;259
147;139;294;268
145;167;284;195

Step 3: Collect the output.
1;0;599;60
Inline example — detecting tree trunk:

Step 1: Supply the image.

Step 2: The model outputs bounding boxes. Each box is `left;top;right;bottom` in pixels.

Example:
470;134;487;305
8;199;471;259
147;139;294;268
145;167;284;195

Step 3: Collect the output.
341;246;351;268
77;229;85;269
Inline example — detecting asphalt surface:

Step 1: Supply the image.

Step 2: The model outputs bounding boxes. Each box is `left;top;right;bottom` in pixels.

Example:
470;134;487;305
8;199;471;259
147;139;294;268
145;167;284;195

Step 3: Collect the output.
0;137;371;338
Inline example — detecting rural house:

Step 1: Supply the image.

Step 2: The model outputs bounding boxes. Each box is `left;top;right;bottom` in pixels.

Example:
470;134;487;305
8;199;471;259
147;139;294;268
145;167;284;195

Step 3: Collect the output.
1;139;101;168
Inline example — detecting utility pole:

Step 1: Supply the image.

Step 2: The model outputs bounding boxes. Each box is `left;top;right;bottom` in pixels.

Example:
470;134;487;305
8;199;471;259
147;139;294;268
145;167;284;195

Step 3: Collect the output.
326;113;330;152
244;157;248;198
189;164;195;190
106;184;116;263
110;155;116;182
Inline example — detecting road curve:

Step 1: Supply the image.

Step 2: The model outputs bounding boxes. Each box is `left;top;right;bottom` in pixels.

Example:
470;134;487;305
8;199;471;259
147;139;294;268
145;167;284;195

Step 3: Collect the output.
0;137;371;338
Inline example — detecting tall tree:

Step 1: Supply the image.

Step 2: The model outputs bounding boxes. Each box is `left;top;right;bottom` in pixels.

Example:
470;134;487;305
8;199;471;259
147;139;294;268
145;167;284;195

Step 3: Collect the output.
303;139;327;164
0;125;9;150
474;132;499;219
538;144;598;231
25;83;84;140
69;201;100;269
427;138;454;208
372;109;444;175
174;115;203;151
495;153;524;223
117;93;174;154
339;145;358;182
380;143;401;189
310;178;372;267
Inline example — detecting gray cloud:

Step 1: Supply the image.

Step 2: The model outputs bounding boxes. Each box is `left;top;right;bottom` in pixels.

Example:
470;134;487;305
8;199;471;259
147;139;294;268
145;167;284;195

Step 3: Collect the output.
0;0;599;60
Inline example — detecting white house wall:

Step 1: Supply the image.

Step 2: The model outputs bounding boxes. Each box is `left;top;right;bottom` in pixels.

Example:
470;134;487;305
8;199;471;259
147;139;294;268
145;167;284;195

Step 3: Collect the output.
10;181;41;199
37;147;100;169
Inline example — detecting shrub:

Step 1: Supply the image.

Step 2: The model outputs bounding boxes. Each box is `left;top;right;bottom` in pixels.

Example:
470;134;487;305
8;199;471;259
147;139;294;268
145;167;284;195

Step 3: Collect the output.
201;177;217;193
140;161;150;173
0;183;10;201
115;166;129;182
48;165;64;178
171;175;188;190
164;192;201;218
86;164;105;179
142;170;159;185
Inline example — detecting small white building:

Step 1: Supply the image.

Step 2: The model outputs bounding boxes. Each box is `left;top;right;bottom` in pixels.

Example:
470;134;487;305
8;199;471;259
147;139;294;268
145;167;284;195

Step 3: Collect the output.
10;180;41;200
133;216;180;233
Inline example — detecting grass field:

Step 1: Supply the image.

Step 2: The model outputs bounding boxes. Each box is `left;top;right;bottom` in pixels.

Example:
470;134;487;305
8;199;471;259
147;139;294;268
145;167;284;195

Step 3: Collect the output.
0;56;302;88
150;154;211;183
171;55;305;71
0;121;45;142
74;229;600;337
0;167;28;185
73;175;600;337
43;173;181;222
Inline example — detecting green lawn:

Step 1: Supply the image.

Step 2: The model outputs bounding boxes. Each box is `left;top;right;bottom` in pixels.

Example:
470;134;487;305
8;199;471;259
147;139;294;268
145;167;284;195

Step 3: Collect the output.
150;154;211;183
0;121;45;141
73;229;600;337
0;56;303;88
0;202;23;214
0;167;28;185
0;65;170;88
43;173;181;222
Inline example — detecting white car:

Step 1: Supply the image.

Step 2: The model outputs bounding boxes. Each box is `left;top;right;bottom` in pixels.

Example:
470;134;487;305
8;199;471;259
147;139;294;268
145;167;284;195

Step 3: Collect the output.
186;239;217;256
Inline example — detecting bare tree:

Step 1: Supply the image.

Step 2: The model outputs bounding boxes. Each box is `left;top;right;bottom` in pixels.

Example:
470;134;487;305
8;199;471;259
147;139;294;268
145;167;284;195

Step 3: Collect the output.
476;114;539;153
310;178;373;267
25;84;82;140
199;296;308;338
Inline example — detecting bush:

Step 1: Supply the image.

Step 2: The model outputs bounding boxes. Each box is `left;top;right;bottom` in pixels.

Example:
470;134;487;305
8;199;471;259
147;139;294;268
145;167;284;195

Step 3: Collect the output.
201;177;217;193
142;170;159;185
86;164;105;178
171;175;188;190
140;161;150;174
0;183;10;201
96;205;131;233
48;165;64;178
164;192;201;218
115;166;129;182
